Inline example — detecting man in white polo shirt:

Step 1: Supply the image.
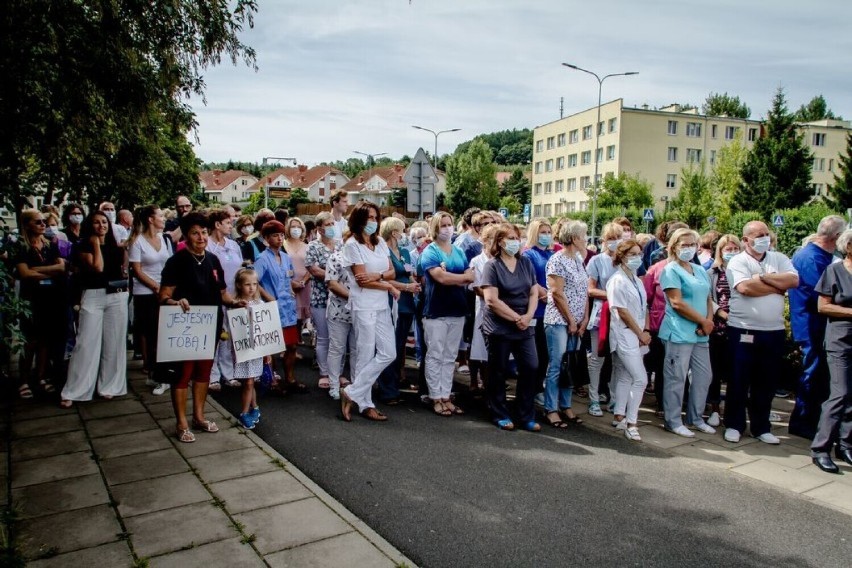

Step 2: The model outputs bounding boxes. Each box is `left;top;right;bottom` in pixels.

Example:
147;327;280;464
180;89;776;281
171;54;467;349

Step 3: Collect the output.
329;190;349;241
724;220;799;444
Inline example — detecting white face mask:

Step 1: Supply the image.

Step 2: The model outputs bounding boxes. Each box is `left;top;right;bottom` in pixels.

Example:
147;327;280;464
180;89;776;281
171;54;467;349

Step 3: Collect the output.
69;214;83;225
678;247;696;262
606;240;620;252
290;228;303;239
438;226;453;241
241;226;252;236
104;211;116;224
751;236;771;254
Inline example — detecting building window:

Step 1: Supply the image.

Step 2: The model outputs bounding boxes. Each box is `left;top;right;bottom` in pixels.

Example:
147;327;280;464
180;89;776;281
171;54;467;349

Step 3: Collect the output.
545;181;553;194
547;136;555;150
580;176;591;189
568;178;577;191
813;158;825;172
568;154;578;167
579;201;589;212
686;148;702;163
569;129;579;144
534;204;542;217
555;179;564;192
710;150;717;165
598;121;605;136
555;203;563;215
813;133;826;146
534;183;542;195
536;140;544;152
812;183;824;196
211;194;219;202
667;120;678;135
556;157;565;170
667;147;678;162
666;174;677;189
595;148;603;163
608;118;617;133
534;162;542;174
829;159;834;172
544;204;552;217
711;124;717;139
582;125;592;140
545;159;554;172
241;179;248;186
725;126;739;140
686;122;702;137
557;133;566;147
748;128;758;141
606;145;616;160
581;151;592;165
567;202;576;213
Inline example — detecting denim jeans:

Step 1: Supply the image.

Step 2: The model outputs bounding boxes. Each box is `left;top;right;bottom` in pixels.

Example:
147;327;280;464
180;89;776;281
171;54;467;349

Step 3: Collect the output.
544;324;576;412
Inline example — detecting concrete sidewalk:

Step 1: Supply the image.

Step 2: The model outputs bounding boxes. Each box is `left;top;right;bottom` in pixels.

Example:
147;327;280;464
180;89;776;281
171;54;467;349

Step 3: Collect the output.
1;362;416;567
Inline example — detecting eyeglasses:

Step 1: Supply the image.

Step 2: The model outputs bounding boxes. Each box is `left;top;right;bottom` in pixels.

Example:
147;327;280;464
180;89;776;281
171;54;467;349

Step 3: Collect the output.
32;219;45;226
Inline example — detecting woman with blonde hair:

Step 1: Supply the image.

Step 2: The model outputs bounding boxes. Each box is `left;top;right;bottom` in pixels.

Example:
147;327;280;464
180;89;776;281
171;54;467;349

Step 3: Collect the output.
284;217;312;324
13;210;67;398
704;233;742;426
659;227;715;437
420;211;474;416
523;218;555;393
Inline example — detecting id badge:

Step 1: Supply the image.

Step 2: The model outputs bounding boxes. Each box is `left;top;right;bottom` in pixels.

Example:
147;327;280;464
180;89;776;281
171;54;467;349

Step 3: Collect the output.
740;333;754;344
404;263;415;273
529;318;537;327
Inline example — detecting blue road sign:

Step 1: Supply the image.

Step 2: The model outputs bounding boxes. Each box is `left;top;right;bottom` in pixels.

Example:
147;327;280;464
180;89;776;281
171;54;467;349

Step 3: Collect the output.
707;216;717;225
643;208;655;222
499;208;509;218
773;214;784;227
523;203;531;223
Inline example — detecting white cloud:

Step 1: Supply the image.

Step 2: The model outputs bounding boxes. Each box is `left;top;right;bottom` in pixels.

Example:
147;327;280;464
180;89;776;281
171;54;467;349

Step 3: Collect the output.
189;0;852;164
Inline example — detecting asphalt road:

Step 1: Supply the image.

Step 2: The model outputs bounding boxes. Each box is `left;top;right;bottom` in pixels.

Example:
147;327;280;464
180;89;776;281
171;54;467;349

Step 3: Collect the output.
212;357;852;568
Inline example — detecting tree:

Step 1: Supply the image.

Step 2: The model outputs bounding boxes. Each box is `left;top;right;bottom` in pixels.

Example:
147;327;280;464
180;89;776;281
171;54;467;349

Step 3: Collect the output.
671;164;716;229
826;131;852;210
0;0;257;221
445;139;500;215
594;172;654;209
793;95;841;122
285;188;310;216
702;92;751;118
710;130;749;222
391;187;407;208
736;88;813;218
454;129;533;166
500;168;531;204
499;195;522;216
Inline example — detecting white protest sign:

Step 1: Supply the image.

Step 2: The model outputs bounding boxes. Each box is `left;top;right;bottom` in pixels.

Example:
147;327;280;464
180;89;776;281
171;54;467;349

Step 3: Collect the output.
227;301;285;364
156;306;218;362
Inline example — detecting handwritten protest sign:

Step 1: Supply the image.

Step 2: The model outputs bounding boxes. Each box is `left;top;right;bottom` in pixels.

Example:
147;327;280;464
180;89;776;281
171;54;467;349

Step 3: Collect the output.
227;301;285;364
156;306;218;362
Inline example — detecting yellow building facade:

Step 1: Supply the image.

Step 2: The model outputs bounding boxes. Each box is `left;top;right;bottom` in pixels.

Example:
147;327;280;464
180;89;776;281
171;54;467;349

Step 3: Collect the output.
531;99;851;218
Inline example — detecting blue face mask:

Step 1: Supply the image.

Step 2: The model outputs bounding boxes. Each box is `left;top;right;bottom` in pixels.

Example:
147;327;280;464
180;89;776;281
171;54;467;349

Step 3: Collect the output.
626;257;643;272
722;252;736;263
503;239;521;256
364;221;378;235
324;227;336;239
538;234;552;247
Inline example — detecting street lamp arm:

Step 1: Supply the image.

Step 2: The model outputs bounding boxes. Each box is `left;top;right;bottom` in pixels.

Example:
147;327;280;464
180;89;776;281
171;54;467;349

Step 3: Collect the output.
562;63;600;83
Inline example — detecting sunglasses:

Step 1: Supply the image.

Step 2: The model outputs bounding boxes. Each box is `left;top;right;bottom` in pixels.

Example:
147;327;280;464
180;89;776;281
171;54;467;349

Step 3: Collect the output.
32;219;46;226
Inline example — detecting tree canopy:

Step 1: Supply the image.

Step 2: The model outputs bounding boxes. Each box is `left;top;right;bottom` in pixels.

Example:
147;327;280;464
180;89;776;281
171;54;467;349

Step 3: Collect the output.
736;88;813;218
1;0;257;219
671;164;715;229
793;95;842;122
827;131;852;210
445;139;500;215
702;92;751;119
594;172;654;209
500;168;531;204
454;129;533;166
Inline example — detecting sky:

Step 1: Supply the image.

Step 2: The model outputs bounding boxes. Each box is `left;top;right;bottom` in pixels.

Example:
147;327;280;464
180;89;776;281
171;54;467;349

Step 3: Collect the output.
189;0;852;166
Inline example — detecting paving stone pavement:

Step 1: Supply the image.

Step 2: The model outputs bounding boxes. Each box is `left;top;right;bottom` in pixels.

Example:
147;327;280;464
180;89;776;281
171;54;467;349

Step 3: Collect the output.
2;363;415;567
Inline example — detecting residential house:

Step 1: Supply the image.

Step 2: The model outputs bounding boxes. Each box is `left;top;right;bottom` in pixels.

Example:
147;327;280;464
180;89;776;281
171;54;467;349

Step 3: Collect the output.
199;169;259;204
247;165;350;203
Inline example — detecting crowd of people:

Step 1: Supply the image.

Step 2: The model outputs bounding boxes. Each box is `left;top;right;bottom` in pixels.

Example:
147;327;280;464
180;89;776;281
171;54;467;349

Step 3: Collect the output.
5;191;852;475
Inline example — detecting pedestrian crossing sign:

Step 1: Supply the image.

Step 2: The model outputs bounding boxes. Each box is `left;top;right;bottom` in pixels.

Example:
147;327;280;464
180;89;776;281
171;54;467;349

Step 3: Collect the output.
773;214;784;227
643;208;654;222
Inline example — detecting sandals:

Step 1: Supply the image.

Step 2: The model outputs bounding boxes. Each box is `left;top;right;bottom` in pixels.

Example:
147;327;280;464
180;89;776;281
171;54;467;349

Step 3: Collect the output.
545;412;569;429
443;400;464;415
192;419;219;433
433;401;452;417
18;383;33;399
362;408;388;422
575;385;588;398
521;421;542;432
318;377;330;389
496;418;515;431
208;382;222;392
176;428;196;443
38;379;56;394
339;376;351;387
283;380;309;394
59;399;73;409
560;410;583;425
340;389;354;422
225;379;241;388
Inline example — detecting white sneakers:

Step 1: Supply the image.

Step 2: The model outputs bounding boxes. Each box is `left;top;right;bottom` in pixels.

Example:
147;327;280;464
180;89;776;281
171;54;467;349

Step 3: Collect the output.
707;412;721;427
624;426;641;441
668;425;695;438
588;403;604;417
692;423;716;435
152;383;170;396
613;418;627;430
724;428;741;443
756;432;780;445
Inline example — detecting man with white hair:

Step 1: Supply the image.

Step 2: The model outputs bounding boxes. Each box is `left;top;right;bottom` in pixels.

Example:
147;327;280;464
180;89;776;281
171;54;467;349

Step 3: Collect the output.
724;220;799;444
99;201;128;243
788;215;847;439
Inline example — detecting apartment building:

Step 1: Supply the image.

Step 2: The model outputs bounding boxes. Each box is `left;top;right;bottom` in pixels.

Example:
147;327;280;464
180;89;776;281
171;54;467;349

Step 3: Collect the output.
531;99;850;218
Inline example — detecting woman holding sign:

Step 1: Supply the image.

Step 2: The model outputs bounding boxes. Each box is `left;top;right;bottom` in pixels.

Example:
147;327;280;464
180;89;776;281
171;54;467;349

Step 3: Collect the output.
340;201;401;422
159;212;246;443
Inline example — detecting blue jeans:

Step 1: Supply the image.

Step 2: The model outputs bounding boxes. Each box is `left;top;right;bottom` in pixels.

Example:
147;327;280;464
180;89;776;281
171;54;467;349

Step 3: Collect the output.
544;324;576;412
790;332;829;438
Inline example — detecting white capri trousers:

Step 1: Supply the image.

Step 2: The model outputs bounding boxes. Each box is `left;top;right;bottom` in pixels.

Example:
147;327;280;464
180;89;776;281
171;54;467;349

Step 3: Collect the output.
62;289;128;401
423;316;465;400
343;308;395;412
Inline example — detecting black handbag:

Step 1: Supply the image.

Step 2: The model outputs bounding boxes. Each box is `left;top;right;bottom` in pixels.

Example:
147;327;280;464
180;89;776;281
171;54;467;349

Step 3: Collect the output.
559;336;589;389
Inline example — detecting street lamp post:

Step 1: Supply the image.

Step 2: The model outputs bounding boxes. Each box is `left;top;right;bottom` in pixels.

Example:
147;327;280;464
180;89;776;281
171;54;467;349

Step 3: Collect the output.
353;150;388;203
261;156;297;209
411;126;461;169
562;63;637;242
